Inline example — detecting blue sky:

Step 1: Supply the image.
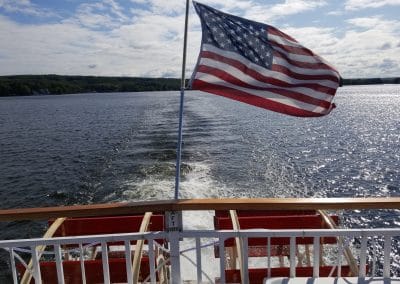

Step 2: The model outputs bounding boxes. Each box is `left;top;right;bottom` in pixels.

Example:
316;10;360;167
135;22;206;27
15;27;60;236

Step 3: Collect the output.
0;0;399;78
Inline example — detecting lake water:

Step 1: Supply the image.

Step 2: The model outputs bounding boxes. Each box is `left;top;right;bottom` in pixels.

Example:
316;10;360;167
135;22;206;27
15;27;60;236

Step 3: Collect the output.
0;85;399;276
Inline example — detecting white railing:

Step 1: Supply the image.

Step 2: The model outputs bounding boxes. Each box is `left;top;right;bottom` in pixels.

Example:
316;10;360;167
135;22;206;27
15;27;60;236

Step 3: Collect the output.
0;228;399;283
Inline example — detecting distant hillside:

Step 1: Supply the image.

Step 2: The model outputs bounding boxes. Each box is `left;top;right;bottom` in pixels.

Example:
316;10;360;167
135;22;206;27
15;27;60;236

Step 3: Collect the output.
342;77;400;85
0;75;399;96
0;75;181;96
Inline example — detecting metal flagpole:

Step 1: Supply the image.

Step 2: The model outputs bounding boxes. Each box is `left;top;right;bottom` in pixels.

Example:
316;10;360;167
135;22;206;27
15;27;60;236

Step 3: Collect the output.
174;0;190;200
168;2;190;283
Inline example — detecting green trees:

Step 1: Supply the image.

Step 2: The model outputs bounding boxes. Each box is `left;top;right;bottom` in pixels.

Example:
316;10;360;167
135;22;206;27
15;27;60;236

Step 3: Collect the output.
1;74;398;97
0;75;181;96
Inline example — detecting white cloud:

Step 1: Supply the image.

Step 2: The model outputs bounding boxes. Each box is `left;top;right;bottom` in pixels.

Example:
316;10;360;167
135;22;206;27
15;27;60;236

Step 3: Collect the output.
347;16;385;28
333;16;400;77
0;16;111;75
105;0;129;21
0;0;57;17
0;0;399;78
345;0;400;10
273;14;400;78
135;0;186;15
67;0;129;29
131;0;148;3
0;4;193;78
267;0;326;18
327;10;344;16
191;0;327;23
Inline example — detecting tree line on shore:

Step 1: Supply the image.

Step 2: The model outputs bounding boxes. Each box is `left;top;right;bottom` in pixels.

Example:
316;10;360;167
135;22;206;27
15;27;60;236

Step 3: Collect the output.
0;75;181;96
0;75;399;97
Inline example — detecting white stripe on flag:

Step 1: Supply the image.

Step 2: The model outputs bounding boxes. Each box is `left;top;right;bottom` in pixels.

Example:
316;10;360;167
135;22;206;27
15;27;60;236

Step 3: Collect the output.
198;57;332;102
203;44;339;89
195;72;329;114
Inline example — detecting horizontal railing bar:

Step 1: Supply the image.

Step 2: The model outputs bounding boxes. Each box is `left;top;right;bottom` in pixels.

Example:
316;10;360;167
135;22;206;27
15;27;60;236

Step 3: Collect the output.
0;231;167;248
180;228;400;238
2;232;398;282
0;197;400;221
1;228;399;248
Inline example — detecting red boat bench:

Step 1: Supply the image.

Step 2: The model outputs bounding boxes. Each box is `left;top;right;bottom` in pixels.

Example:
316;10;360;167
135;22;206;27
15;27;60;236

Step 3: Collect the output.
214;210;347;283
48;214;165;248
214;211;339;257
18;257;155;284
18;213;166;283
220;266;352;284
50;214;164;238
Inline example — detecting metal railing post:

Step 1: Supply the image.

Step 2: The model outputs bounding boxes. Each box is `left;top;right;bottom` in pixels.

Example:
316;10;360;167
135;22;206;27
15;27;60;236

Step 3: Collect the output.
196;238;202;283
313;237;320;277
383;235;391;278
169;230;181;284
166;211;182;283
31;245;42;283
9;248;18;284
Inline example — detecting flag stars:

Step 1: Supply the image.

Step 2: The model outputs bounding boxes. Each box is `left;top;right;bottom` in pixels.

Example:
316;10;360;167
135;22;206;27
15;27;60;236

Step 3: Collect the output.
198;2;273;69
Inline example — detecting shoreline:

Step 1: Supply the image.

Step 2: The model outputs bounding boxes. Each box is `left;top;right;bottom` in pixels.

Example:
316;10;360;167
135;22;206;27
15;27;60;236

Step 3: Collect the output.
1;75;399;97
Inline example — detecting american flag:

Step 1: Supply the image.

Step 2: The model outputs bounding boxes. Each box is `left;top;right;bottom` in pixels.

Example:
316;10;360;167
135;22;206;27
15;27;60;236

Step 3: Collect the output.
189;2;341;117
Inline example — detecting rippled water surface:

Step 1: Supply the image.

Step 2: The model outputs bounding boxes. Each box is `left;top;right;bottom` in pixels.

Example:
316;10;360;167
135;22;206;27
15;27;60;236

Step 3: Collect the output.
0;85;399;275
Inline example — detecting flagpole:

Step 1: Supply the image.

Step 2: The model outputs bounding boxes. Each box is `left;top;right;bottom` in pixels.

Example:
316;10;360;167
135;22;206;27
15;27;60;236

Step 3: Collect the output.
174;0;190;200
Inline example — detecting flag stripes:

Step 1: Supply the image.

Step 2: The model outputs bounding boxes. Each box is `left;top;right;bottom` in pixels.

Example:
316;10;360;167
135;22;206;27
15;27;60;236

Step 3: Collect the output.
196;60;333;102
195;66;332;109
200;45;337;95
193;80;325;117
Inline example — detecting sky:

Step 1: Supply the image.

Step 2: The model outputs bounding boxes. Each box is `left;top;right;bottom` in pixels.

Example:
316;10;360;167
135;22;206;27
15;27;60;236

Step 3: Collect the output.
0;0;399;78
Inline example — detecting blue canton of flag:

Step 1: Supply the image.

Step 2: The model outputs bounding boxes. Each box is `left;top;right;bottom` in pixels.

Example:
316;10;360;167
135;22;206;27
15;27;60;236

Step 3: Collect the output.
198;3;273;70
190;2;341;117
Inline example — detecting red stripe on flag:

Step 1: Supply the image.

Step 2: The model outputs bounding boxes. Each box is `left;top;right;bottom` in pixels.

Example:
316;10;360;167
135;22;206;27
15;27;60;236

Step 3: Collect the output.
271;64;339;83
269;40;315;57
274;51;337;72
196;65;332;109
267;26;298;43
201;51;337;95
192;79;327;117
